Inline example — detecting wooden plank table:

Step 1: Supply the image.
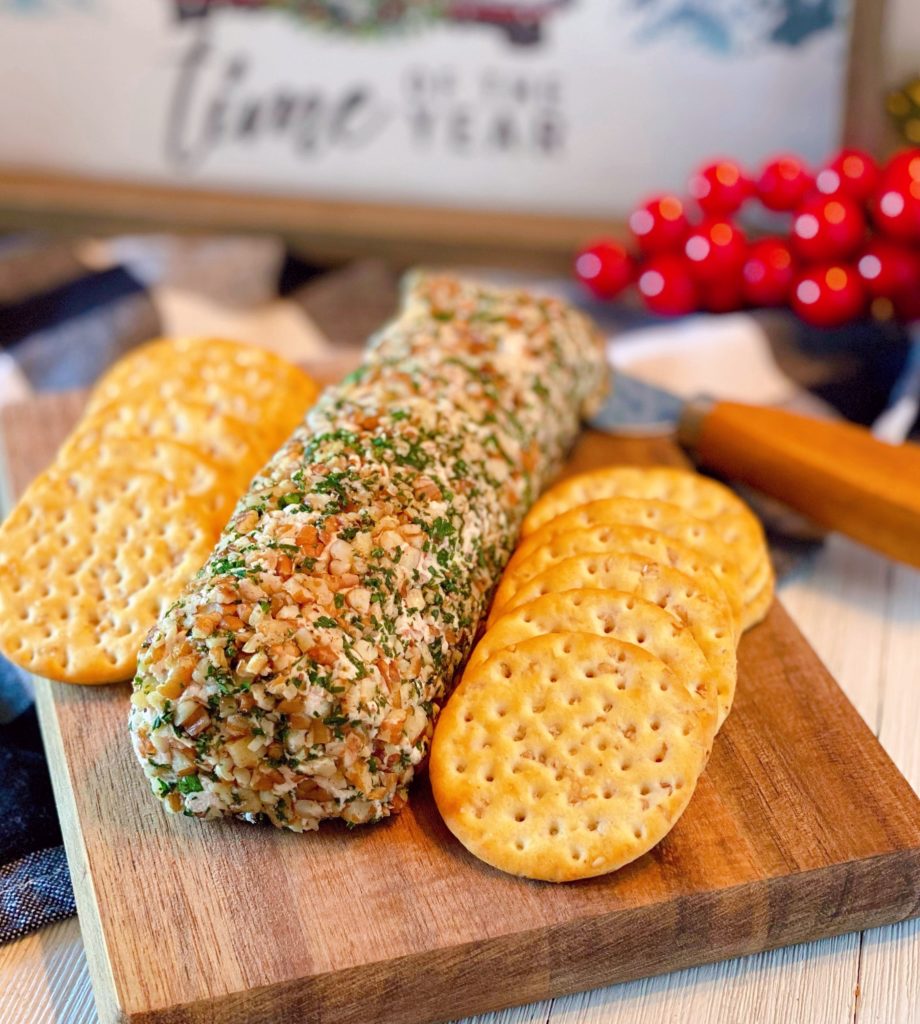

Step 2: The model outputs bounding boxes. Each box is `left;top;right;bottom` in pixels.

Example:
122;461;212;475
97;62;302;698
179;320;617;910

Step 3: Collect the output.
1;397;919;1023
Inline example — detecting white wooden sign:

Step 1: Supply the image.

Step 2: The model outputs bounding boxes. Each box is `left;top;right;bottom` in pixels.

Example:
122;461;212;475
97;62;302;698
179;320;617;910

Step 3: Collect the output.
0;0;853;217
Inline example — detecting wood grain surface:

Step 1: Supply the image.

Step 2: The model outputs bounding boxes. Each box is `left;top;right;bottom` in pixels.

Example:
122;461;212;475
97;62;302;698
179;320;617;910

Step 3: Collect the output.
0;170;624;273
3;389;920;1024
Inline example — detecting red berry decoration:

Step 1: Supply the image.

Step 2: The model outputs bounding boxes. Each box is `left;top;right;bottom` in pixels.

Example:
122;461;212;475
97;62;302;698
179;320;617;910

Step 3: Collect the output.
790;194;865;262
573;148;913;325
756;155;814;212
742;237;796;307
688;159;752;215
791;264;866;327
682;219;747;283
698;279;744;313
856;239;920;299
870;177;920;243
637;254;698;316
815;148;879;202
883;148;920;184
628;195;690;254
574;239;634;300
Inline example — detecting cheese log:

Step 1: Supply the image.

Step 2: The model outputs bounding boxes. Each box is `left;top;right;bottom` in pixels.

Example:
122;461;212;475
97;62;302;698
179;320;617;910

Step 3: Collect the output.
129;274;608;831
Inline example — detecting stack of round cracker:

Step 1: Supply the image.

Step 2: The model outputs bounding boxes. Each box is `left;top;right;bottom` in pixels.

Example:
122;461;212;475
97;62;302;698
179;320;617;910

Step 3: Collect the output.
431;465;773;882
0;337;319;684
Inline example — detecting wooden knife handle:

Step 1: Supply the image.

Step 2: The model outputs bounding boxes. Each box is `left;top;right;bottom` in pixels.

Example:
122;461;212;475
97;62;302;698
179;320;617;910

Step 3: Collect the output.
679;400;920;568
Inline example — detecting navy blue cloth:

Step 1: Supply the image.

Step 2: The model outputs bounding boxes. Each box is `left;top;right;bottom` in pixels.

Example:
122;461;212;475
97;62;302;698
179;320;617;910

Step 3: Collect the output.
0;658;76;942
0;848;75;944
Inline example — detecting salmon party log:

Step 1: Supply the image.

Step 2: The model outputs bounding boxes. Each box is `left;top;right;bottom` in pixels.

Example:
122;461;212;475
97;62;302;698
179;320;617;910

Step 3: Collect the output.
128;274;609;830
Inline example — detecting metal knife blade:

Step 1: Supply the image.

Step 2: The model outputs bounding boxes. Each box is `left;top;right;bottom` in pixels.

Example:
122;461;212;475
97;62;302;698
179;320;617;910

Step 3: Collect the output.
588;372;689;436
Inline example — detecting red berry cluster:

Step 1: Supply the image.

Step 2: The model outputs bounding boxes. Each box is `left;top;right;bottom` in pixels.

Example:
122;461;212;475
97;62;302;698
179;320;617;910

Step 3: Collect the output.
575;149;920;328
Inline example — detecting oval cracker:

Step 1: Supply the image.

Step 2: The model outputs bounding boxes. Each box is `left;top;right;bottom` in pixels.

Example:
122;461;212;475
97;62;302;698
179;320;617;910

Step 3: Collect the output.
0;468;217;683
514;497;744;627
524;466;772;629
431;632;711;882
497;551;737;725
474;589;718;742
489;523;739;635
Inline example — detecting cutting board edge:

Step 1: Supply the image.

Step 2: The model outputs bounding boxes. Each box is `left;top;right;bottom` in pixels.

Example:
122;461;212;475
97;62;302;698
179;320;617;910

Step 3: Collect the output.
32;677;126;1024
110;847;920;1024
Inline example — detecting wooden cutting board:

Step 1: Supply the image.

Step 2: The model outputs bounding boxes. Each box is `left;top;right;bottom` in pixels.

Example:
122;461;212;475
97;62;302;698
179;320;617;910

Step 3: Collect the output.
3;385;920;1024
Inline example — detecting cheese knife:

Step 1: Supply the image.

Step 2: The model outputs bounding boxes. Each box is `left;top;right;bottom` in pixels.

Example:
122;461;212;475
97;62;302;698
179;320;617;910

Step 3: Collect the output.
589;372;920;569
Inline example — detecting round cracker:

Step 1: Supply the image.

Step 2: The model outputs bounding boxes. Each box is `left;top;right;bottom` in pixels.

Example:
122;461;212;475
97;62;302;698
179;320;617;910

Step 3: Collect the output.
473;589;718;742
86;375;317;442
742;569;776;629
0;468;217;683
62;398;274;474
524;466;772;628
57;435;237;525
431;632;711;882
511;497;744;629
496;551;737;725
88;337;317;414
489;523;740;635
